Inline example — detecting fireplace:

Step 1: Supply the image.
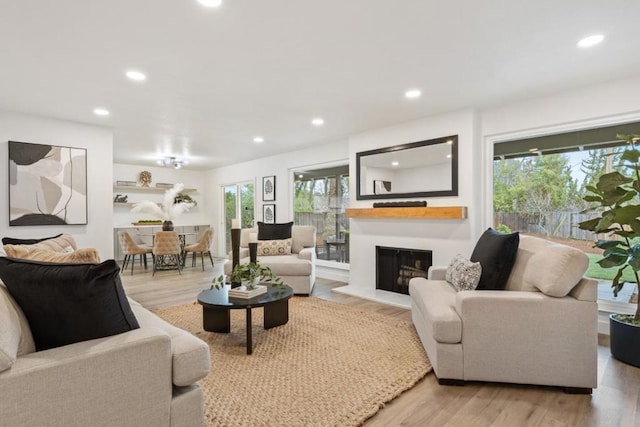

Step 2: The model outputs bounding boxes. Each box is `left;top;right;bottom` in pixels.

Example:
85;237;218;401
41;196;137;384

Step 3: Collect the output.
376;246;432;295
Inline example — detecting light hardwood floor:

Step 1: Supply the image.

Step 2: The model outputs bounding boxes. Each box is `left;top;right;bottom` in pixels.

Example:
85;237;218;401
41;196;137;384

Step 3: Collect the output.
121;265;640;427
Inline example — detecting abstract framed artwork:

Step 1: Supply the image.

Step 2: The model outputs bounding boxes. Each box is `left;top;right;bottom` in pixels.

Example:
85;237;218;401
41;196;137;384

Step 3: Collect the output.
262;175;276;201
8;141;88;226
262;204;276;224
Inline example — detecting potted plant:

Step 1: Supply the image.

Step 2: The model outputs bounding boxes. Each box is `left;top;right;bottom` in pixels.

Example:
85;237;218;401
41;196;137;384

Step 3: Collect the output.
131;183;195;230
579;133;640;368
211;262;284;290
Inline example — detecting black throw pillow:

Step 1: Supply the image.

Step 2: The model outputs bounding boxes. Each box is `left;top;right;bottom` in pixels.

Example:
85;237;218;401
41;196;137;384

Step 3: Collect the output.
0;258;139;351
257;221;293;240
2;233;63;245
470;228;519;290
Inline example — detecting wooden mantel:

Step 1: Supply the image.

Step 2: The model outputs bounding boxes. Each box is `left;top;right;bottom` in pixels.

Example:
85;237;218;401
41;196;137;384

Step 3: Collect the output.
345;206;467;219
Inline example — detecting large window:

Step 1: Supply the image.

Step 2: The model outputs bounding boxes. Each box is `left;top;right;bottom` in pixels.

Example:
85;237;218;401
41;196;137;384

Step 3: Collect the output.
493;124;639;306
222;181;254;254
293;164;349;264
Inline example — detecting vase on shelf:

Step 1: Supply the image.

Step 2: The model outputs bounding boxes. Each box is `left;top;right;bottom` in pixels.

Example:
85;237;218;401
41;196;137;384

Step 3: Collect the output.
162;220;174;231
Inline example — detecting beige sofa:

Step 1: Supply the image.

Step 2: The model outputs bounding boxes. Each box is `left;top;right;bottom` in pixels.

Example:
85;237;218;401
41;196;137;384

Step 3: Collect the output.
0;285;211;426
409;235;598;392
224;226;316;294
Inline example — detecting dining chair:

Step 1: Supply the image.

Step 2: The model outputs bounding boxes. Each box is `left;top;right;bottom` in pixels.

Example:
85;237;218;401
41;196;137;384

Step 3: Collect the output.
152;231;182;275
183;228;215;270
118;231;153;275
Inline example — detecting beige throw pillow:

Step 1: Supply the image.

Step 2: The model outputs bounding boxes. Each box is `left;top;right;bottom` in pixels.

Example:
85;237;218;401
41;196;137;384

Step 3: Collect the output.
257;238;292;256
3;246;100;264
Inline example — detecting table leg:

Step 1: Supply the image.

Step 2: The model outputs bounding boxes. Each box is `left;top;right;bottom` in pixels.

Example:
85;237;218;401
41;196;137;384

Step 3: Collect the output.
246;307;252;355
264;299;289;329
202;307;231;333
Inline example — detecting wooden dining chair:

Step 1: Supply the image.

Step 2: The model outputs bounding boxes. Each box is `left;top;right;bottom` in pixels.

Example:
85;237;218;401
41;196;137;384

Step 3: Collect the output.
183;228;215;270
152;231;182;275
118;231;153;275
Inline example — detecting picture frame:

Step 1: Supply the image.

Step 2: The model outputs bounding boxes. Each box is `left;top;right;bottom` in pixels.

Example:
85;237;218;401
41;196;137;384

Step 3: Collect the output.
262;175;276;201
262;204;276;224
8;141;88;226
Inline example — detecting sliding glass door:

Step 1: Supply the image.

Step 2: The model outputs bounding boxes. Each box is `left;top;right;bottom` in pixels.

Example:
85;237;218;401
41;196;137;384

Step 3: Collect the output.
222;181;254;254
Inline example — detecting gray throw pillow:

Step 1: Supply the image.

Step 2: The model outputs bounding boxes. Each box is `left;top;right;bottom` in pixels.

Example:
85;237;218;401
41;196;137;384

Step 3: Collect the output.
445;254;482;292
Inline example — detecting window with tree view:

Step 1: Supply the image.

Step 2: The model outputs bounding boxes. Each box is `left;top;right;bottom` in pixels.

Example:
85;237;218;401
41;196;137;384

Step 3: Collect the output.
293;165;349;264
494;127;639;306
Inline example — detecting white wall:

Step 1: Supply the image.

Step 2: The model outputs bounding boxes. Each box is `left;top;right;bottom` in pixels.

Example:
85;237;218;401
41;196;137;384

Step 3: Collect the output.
112;163;210;227
0;110;114;258
205;140;349;255
343;109;480;304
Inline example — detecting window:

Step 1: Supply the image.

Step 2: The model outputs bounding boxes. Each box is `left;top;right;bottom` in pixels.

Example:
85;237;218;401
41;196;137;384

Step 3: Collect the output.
293;164;349;264
493;124;639;307
222;181;254;254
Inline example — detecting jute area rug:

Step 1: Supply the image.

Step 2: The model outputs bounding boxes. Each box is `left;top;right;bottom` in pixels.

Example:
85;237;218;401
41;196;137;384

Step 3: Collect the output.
154;297;432;427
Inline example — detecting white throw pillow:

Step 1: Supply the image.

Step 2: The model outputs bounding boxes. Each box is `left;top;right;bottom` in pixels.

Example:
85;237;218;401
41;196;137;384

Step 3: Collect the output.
445;254;482;292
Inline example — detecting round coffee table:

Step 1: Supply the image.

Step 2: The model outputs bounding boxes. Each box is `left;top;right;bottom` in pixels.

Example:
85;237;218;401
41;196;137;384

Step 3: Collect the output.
197;284;294;355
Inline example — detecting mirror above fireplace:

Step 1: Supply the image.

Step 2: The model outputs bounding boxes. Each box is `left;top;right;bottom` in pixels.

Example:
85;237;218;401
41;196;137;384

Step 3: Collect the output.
356;135;458;200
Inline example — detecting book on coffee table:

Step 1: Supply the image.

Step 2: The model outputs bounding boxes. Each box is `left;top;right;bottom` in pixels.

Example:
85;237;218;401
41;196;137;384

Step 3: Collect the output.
228;285;267;299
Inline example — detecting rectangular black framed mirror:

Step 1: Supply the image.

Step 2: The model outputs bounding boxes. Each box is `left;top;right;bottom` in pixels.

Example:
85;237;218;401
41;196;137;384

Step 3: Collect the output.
356;135;458;200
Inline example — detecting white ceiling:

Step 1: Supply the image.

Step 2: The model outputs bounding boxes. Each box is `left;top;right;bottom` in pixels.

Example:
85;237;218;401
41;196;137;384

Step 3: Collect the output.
1;0;640;170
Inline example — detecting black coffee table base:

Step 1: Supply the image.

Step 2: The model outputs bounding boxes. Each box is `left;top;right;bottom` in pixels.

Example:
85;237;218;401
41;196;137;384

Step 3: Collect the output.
202;298;289;354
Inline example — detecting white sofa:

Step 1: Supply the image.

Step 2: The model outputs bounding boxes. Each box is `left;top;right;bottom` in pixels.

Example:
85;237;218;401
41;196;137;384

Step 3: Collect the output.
225;226;316;294
0;285;211;427
409;235;598;392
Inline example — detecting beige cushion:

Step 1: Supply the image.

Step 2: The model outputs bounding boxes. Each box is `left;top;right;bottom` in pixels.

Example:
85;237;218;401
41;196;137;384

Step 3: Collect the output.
506;235;588;297
255;255;313;276
0;285;36;372
291;226;316;254
30;234;78;252
257;238;292;256
3;246;100;264
409;279;462;343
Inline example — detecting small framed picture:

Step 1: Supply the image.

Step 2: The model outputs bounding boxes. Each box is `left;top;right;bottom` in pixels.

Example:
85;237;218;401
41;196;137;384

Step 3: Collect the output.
263;204;276;224
262;175;276;201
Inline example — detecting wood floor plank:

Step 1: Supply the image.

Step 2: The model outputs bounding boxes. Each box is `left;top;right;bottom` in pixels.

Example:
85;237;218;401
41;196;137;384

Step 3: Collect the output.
119;267;640;426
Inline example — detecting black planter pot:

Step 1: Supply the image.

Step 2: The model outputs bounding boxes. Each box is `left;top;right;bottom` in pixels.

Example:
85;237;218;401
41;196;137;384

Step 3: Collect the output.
162;220;174;231
609;314;640;368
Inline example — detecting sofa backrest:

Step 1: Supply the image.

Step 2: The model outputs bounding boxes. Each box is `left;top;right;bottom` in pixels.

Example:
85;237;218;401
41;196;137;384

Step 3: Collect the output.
505;235;589;297
240;226;316;254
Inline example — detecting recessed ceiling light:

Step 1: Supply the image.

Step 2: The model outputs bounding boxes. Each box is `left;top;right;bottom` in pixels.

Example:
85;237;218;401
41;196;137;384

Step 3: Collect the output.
577;34;604;48
253;136;264;143
125;70;147;81
405;89;421;99
311;118;324;126
391;161;399;166
197;0;222;7
93;108;110;116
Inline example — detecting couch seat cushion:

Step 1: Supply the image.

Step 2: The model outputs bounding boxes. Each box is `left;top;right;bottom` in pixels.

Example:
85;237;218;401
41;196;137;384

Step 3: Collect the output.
132;304;210;386
506;235;589;297
409;279;462;343
0;258;139;351
255;255;313;276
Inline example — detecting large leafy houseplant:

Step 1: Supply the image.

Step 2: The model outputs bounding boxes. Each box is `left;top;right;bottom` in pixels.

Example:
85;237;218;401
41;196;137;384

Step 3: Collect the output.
579;133;640;324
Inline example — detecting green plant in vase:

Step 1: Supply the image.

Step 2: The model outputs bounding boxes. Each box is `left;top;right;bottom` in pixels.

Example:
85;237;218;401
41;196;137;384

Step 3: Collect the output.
211;262;284;290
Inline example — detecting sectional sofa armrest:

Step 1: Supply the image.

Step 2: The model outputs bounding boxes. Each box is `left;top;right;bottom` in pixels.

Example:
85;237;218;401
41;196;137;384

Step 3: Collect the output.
298;247;316;262
0;327;174;426
427;266;448;280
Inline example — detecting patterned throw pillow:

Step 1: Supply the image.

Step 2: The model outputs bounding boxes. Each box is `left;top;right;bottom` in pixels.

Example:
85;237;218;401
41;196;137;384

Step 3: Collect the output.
445;254;482;292
257;238;292;256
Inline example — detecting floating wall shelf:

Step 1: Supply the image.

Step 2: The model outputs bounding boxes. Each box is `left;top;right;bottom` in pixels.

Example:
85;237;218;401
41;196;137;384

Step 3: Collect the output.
345;206;467;219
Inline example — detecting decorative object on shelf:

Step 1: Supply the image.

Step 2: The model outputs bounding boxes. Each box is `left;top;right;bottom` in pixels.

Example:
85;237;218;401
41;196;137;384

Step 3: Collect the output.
139;170;152;187
212;262;283;291
114;194;129;203
262;175;276;201
8;141;87;226
157;156;185;169
132;220;163;225
116;180;137;187
263;204;276;224
174;192;197;206
155;182;173;189
130;183;195;224
578;133;640;368
372;201;428;208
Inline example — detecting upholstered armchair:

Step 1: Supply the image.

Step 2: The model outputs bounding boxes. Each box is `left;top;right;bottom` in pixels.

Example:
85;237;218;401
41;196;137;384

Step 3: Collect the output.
117;231;153;275
152;231;182;275
409;234;598;392
224;225;316;294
